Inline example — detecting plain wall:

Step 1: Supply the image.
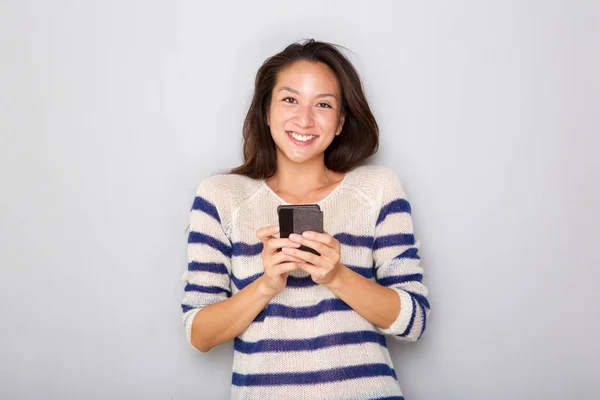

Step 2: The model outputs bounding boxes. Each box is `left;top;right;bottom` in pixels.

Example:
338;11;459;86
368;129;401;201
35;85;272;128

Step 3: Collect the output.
1;0;599;399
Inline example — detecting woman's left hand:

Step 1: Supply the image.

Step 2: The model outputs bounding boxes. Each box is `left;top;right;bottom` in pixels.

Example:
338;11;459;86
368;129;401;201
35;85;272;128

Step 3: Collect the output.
284;231;344;287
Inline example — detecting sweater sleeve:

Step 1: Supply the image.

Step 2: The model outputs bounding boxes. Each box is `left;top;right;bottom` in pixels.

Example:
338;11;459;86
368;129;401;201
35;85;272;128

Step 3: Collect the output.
181;178;232;346
372;168;430;341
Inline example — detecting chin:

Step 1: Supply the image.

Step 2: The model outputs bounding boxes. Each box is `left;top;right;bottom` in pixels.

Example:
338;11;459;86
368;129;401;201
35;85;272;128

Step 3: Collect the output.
280;148;319;164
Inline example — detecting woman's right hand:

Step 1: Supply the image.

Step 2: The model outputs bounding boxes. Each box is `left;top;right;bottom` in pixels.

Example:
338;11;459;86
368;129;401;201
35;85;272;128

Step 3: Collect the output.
256;225;301;296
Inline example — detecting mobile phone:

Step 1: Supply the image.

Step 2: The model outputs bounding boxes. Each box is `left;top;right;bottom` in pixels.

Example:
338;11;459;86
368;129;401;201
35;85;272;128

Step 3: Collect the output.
277;204;323;256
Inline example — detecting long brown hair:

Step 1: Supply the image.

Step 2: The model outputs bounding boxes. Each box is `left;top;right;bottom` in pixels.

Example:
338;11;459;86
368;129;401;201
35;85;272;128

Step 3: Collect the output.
231;39;379;179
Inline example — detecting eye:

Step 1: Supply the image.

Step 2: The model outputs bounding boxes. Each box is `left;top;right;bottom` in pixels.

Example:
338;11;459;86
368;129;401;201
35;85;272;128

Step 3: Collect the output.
282;97;297;104
316;102;332;108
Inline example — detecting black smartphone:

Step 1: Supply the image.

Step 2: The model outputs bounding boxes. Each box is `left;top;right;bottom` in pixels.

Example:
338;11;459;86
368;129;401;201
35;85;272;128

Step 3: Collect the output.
277;204;323;256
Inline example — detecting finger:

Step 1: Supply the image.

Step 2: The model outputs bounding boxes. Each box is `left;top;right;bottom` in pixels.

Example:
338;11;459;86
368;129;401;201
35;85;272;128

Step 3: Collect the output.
266;237;301;251
298;262;321;277
281;247;320;265
271;262;298;275
256;225;279;242
301;231;338;248
267;250;304;267
288;234;333;258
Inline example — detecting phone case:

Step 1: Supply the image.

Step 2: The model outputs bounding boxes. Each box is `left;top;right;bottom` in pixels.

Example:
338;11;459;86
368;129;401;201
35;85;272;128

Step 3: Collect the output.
278;204;323;256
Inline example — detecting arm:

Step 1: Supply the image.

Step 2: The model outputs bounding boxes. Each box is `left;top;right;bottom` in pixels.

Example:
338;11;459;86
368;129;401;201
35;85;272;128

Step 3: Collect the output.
287;170;429;341
368;171;429;341
322;264;400;330
189;275;276;352
182;181;300;351
285;232;400;329
189;250;300;352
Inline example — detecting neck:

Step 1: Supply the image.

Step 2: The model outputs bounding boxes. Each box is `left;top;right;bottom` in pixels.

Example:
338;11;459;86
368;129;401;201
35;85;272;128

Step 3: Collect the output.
269;154;333;196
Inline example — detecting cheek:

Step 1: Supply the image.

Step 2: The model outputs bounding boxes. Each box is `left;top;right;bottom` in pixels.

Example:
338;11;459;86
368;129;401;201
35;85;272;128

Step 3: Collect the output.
269;113;286;129
316;113;340;131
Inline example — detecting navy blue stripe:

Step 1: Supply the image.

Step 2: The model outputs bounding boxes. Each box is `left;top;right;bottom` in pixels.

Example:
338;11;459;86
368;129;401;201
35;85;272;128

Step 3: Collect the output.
232;272;313;290
233;265;374;290
408;291;430;310
378;273;423;287
285;265;373;288
377;198;411;225
184;283;231;297
417;300;427;341
374;247;420;272
334;233;375;248
232;242;263;257
287;274;315;288
232;363;397;387
191;196;220;223
397;296;416;337
395;247;420;260
232;272;262;291
187;261;228;274
234;330;387;354
373;234;415;250
254;298;351;322
181;304;195;313
188;232;232;258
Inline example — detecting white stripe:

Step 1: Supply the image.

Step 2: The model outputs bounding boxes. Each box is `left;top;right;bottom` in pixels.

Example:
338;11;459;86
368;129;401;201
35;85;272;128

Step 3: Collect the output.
182;270;231;289
377;211;413;231
181;289;227;309
240;308;377;342
189;208;222;232
233;341;393;374
188;242;231;265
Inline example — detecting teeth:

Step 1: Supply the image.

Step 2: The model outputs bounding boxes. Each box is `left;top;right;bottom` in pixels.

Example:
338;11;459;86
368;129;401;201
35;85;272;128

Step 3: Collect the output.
289;131;316;142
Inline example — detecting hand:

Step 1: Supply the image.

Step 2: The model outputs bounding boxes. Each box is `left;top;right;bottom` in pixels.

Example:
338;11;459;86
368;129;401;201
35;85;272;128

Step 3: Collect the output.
284;231;344;287
255;225;302;296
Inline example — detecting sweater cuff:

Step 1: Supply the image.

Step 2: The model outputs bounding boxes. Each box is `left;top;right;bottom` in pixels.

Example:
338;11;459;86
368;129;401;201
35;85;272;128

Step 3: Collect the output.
184;308;202;345
378;288;414;336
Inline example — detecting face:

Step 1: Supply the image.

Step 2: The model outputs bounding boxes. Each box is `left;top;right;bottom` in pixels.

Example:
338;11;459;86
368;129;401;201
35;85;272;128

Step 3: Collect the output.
266;60;345;165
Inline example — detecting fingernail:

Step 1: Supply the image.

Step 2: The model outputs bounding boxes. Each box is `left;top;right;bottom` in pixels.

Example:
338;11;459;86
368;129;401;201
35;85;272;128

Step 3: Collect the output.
302;231;312;238
289;233;301;241
282;247;292;254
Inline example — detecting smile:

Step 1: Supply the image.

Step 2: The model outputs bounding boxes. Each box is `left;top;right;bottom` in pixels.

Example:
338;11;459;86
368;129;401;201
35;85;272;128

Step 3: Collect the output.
286;131;317;143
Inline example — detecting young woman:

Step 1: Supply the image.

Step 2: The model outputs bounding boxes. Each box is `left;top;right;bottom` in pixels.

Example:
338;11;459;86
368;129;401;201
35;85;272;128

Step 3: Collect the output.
182;39;429;400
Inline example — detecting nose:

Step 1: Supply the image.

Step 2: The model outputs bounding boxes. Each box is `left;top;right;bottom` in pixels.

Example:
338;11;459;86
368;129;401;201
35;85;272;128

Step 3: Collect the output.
294;104;315;128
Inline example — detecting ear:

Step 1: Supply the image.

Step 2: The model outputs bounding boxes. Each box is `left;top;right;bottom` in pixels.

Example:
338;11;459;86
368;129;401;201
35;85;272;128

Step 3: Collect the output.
335;113;345;136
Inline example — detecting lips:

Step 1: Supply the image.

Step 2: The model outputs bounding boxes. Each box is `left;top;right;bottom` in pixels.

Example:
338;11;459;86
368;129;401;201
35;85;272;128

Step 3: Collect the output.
286;131;317;144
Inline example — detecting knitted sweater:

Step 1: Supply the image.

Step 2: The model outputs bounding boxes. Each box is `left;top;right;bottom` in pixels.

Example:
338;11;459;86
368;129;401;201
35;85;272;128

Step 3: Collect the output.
181;165;430;400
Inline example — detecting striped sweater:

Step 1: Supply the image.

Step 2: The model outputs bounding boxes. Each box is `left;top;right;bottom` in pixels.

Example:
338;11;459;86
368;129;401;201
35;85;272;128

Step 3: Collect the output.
181;165;430;400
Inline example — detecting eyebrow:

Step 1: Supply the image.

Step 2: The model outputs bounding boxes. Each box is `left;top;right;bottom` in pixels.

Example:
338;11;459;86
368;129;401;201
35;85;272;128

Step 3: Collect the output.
278;86;338;100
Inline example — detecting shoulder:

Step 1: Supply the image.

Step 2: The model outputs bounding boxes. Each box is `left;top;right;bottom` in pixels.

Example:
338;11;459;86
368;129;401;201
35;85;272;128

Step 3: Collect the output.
195;173;263;215
344;164;407;204
197;173;261;195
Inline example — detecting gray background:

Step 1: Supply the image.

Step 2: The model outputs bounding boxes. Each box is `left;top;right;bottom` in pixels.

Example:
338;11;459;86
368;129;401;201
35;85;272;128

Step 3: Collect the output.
1;0;599;399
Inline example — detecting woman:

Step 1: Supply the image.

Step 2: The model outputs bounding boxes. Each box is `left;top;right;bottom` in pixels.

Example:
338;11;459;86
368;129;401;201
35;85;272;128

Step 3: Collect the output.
182;39;429;400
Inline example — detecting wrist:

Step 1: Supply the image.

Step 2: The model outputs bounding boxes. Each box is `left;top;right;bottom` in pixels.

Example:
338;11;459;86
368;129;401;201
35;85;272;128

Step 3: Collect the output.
255;274;280;298
322;263;348;291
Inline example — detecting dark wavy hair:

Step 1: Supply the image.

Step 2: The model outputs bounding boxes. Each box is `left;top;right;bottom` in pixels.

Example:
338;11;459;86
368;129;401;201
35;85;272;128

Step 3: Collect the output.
231;39;379;179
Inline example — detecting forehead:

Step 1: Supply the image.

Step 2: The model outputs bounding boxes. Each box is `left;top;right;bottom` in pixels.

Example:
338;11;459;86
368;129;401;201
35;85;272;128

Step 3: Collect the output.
274;60;340;94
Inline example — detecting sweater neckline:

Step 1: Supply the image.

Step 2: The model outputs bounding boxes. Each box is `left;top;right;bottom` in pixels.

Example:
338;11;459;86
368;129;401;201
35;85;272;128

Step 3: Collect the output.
261;168;353;207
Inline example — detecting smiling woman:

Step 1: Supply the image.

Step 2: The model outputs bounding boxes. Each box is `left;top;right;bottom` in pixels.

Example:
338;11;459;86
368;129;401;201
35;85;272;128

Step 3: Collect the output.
231;40;379;179
182;39;430;400
268;61;345;164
